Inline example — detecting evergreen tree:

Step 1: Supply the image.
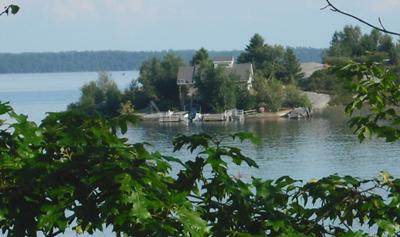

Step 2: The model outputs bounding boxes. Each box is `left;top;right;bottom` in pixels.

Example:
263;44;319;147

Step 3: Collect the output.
190;47;209;65
239;34;303;83
238;33;267;70
279;48;304;84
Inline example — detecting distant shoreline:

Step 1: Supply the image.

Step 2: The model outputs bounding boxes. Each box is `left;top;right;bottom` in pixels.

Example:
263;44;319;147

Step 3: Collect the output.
0;48;323;74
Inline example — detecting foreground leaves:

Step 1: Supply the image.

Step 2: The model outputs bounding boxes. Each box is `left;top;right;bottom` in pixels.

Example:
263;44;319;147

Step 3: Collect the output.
1;102;400;236
337;61;400;142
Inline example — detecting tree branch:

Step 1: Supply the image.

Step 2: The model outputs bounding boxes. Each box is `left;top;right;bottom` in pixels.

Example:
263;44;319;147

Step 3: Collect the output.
0;4;19;16
323;0;400;37
0;6;10;16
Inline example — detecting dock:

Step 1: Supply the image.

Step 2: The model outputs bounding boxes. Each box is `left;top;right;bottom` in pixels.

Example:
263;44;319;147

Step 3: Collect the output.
138;109;248;123
202;113;227;121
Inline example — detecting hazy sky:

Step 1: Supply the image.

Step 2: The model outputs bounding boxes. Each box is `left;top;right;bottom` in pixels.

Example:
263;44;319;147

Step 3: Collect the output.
0;0;399;53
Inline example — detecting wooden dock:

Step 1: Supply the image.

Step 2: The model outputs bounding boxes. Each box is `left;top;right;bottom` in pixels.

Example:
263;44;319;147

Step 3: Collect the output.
159;115;181;122
202;113;227;121
137;112;188;123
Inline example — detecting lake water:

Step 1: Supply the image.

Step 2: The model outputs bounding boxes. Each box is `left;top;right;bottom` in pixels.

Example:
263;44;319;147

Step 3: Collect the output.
1;71;399;179
1;71;400;236
0;71;138;122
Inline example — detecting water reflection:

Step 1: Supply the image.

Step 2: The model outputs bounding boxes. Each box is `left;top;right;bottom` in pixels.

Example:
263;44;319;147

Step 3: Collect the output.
127;108;400;180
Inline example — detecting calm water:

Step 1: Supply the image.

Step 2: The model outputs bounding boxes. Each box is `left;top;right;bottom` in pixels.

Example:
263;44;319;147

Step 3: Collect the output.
1;71;399;236
128;115;400;180
0;71;399;179
0;71;138;122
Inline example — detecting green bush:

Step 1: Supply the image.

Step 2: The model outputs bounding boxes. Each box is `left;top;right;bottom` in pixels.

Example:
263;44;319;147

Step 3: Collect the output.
68;72;123;117
283;85;312;108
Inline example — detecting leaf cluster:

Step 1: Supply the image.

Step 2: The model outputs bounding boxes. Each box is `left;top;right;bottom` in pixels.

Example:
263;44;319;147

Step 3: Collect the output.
2;103;400;236
238;34;304;84
0;5;19;16
126;54;184;111
300;25;400;104
336;61;400;142
194;61;238;113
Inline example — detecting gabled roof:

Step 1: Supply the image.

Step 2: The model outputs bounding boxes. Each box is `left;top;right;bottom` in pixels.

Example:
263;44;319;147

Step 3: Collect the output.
177;65;195;84
225;63;253;82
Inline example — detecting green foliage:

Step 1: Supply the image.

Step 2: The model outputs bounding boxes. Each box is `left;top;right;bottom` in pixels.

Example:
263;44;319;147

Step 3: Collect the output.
68;72;123;117
172;133;400;236
2;101;400;236
299;68;353;105
302;25;400;106
238;33;266;69
283;85;312;109
195;61;238;113
238;34;303;84
236;34;307;111
0;4;19;16
336;61;400;142
326;25;363;59
126;53;184;110
122;81;149;112
277;48;305;84
4;4;400;237
300;68;338;93
236;88;257;110
1;102;201;237
324;26;400;67
191;48;210;66
252;76;284;112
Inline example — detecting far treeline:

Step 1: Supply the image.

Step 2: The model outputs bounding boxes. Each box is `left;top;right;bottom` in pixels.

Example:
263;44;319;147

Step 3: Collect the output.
0;48;323;74
69;33;312;115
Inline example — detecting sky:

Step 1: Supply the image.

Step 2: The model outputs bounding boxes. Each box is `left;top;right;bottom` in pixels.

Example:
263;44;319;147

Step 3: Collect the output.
0;0;399;53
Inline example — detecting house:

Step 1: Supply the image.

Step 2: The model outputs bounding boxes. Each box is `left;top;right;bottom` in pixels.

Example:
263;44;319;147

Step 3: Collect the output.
177;57;254;109
177;57;254;89
177;65;196;86
224;62;254;91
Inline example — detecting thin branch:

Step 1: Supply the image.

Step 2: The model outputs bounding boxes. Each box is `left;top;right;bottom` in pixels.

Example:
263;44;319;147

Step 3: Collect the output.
320;4;330;10
45;230;63;237
323;0;400;37
378;18;387;31
0;5;11;16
